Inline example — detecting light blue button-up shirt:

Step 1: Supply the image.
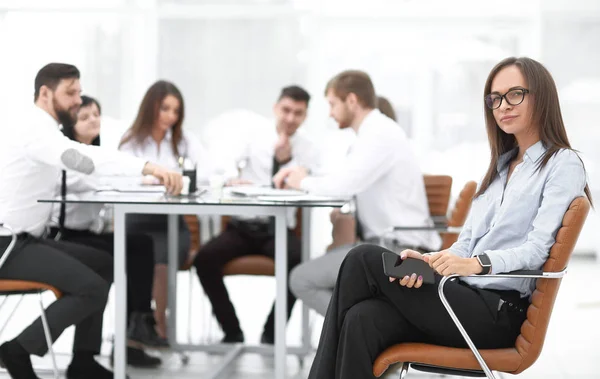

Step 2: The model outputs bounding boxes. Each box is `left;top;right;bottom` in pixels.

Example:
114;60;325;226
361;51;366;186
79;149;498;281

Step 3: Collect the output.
449;141;587;298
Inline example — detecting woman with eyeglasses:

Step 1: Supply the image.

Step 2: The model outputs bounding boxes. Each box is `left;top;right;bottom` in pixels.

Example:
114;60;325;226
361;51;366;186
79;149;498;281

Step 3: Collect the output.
307;57;592;379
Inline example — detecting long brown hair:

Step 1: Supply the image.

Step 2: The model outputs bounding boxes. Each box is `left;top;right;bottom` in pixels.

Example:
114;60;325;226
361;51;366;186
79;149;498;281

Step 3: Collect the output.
476;57;592;204
119;80;185;157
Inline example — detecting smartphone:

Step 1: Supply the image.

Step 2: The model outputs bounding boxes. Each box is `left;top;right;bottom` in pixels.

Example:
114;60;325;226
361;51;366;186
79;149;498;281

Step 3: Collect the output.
382;252;435;285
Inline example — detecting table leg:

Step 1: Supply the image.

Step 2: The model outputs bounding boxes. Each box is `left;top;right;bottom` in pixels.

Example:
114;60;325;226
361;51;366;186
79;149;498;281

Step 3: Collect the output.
167;214;180;347
274;209;288;379
113;206;127;379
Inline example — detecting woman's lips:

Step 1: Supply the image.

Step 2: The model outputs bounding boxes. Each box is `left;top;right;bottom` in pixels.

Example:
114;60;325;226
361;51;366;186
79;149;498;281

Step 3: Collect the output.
501;115;518;122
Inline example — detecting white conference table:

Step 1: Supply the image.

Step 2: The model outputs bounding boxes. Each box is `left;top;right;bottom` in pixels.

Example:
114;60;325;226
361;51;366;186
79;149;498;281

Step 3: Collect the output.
41;188;347;379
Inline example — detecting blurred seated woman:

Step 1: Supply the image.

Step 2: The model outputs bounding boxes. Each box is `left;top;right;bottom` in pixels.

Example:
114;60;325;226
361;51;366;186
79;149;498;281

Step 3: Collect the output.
119;80;211;340
307;56;592;379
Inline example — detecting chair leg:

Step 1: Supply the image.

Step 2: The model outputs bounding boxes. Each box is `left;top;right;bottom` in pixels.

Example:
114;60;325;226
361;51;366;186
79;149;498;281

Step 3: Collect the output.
38;292;59;379
0;294;25;338
398;362;409;379
0;296;8;313
438;276;498;379
187;267;194;343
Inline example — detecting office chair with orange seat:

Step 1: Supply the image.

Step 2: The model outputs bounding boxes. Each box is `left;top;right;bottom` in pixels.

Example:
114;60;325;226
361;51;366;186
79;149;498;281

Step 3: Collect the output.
372;196;590;379
0;223;62;379
327;176;477;253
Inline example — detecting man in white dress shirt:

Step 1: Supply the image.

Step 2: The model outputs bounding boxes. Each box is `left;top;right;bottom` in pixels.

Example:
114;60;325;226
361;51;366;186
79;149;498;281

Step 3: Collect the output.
274;70;441;316
0;63;182;379
193;86;320;344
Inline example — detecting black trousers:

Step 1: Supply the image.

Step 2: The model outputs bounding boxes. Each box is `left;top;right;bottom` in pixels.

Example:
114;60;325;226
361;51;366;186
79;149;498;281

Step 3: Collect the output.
193;220;302;337
48;227;154;320
126;214;190;266
309;244;528;379
0;235;112;356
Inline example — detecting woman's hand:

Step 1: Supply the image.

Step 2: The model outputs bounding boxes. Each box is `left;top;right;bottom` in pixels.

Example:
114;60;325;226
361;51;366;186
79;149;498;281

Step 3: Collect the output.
142;162;183;195
388;249;425;289
423;250;482;276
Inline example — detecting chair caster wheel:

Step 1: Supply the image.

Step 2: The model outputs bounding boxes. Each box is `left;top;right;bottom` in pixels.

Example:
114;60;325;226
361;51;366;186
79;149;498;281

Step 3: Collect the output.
180;354;190;365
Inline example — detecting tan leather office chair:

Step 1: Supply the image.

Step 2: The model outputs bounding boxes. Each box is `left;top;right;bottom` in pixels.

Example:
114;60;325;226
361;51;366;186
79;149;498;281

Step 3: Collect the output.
0;223;62;379
221;212;303;276
440;180;477;250
373;196;590;379
327;175;469;252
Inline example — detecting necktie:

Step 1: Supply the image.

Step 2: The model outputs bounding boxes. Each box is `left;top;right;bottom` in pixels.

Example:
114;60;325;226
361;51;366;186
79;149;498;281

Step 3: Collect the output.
55;170;66;240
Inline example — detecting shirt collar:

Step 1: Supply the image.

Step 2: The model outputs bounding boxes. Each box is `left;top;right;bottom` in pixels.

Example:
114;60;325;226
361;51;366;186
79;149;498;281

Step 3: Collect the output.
144;128;173;145
496;140;547;172
34;104;60;128
524;140;547;163
356;109;378;136
163;128;173;142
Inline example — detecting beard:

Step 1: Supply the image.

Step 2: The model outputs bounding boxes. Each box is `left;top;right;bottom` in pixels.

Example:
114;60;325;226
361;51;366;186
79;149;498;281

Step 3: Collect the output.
53;97;79;127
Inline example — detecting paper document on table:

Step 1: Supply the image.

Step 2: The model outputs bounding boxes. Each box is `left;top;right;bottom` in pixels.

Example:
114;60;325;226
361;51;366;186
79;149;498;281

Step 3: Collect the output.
95;184;167;194
226;186;306;197
256;194;342;202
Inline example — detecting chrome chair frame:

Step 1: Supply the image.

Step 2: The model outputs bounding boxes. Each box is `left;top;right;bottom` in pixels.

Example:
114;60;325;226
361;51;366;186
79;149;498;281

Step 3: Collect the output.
0;223;59;379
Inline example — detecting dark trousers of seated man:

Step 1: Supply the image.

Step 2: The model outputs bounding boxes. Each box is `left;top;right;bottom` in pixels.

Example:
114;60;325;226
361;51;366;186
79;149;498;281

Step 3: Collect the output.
193;219;302;342
0;235;112;357
47;227;154;327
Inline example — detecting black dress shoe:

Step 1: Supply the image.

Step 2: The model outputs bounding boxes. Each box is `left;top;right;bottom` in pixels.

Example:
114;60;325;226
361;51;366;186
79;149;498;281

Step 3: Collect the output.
109;347;161;368
68;353;128;379
260;332;274;345
0;340;40;379
127;312;169;349
221;330;244;343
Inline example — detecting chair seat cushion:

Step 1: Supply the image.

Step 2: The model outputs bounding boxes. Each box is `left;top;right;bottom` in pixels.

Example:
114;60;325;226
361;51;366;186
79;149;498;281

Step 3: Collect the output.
373;343;522;377
222;255;275;276
0;280;63;299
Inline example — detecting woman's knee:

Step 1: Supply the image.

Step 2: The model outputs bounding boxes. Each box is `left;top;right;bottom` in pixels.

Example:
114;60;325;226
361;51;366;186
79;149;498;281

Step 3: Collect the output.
192;245;222;274
344;243;387;267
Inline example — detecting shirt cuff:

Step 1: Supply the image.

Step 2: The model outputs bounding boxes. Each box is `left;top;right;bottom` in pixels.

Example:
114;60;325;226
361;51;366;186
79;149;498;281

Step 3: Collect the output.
300;176;317;192
483;249;506;275
125;157;147;176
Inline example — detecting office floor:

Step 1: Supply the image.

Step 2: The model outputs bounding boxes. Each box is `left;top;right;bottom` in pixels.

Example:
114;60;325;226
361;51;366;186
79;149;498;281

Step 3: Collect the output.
2;256;599;379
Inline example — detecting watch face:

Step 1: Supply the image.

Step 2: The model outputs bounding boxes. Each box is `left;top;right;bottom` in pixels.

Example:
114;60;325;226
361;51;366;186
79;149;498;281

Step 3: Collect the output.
477;255;491;267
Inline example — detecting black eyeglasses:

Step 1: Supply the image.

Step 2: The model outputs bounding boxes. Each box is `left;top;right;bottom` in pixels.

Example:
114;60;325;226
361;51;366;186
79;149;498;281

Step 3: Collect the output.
485;88;529;110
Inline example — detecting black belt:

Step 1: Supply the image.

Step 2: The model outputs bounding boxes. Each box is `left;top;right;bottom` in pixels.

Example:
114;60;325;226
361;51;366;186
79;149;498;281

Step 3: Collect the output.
457;280;529;314
487;288;529;314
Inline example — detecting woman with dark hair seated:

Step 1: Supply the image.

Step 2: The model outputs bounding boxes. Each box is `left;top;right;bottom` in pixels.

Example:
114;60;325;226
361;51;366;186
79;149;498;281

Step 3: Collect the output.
50;95;163;368
307;57;592;379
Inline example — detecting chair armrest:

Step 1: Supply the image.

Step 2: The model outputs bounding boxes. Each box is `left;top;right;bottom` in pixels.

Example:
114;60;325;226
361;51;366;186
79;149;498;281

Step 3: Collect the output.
390;226;463;234
460;269;565;280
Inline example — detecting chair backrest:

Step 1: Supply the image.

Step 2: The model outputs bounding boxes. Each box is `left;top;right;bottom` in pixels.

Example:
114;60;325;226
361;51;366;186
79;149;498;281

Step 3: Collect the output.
440;181;477;250
326;175;453;251
513;196;590;373
423;175;453;218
